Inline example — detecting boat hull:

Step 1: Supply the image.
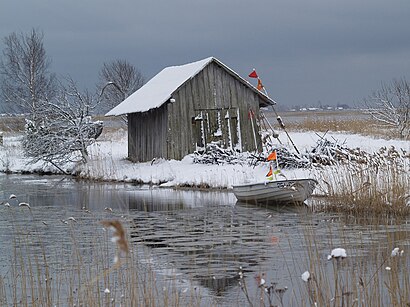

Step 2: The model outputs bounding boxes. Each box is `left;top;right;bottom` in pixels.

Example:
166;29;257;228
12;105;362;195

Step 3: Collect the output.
232;179;318;205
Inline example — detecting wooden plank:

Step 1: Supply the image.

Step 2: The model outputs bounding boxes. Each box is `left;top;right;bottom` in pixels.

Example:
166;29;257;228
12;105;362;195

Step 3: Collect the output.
206;64;215;109
184;79;196;152
181;91;188;157
202;65;211;109
167;99;177;159
127;105;168;162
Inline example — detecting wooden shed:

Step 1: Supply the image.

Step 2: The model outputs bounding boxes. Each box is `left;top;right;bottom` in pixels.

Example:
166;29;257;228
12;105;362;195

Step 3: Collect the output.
106;57;275;162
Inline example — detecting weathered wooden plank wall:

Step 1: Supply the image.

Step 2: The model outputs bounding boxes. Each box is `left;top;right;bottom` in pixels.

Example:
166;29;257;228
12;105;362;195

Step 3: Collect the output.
128;105;168;162
164;61;263;160
128;59;267;162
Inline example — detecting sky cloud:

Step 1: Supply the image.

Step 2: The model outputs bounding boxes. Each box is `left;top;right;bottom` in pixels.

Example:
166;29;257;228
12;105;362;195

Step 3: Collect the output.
1;0;409;108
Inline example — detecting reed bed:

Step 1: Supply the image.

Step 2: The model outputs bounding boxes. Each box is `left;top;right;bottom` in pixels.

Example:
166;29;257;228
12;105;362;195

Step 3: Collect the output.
283;112;406;140
311;158;410;217
0;116;25;134
275;110;410;217
288;117;377;135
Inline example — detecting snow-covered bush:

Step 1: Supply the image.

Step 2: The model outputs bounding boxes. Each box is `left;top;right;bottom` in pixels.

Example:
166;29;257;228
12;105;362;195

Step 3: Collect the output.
22;118;102;169
21;78;103;171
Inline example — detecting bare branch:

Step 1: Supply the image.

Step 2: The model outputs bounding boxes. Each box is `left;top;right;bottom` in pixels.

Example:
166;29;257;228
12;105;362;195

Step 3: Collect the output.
96;59;145;114
0;28;57;120
363;78;410;139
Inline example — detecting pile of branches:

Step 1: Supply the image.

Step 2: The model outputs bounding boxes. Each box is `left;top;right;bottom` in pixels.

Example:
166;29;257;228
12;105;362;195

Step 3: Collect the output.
193;136;409;169
192;143;251;165
192;143;310;167
307;135;409;168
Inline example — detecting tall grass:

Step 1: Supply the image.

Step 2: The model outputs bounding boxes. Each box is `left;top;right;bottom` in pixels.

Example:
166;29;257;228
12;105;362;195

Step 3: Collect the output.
312;159;410;217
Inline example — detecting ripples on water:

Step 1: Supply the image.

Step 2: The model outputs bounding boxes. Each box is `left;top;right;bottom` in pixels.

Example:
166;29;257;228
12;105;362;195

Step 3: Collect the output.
0;174;409;306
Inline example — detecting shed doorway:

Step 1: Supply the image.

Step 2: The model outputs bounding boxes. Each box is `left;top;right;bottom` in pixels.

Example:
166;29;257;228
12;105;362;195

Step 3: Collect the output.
192;108;240;152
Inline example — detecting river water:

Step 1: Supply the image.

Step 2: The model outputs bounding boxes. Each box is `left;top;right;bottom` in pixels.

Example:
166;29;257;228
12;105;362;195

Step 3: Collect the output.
0;174;408;306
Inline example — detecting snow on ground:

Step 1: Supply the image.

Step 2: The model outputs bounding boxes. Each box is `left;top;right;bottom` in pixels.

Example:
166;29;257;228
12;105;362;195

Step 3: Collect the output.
0;130;408;190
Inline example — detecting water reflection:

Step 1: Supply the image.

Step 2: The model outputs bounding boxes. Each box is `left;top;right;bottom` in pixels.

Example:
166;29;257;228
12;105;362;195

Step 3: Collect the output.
126;187;237;211
129;203;279;296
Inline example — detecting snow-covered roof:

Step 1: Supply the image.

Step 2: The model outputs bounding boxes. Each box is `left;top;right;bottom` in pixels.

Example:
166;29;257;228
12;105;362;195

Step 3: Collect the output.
105;57;274;116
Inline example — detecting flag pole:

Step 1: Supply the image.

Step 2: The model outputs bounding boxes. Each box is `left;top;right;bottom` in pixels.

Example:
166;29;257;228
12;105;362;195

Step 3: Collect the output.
271;106;300;154
249;69;300;154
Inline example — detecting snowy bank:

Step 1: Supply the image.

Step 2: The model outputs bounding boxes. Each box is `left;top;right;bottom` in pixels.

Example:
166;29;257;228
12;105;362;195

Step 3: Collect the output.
0;130;409;191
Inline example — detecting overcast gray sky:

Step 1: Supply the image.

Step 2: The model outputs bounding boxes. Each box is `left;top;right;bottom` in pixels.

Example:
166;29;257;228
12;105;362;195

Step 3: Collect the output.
1;0;410;108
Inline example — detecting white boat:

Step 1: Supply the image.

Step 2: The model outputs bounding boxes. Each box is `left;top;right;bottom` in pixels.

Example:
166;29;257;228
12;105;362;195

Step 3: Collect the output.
232;178;318;205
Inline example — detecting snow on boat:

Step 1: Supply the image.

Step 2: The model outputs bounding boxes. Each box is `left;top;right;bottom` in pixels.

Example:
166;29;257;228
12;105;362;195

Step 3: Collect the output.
232;178;318;205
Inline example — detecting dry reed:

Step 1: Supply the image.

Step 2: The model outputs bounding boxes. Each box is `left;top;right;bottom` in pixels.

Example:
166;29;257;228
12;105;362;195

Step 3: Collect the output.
280;110;408;140
0;116;26;133
297;220;409;307
312;160;410;217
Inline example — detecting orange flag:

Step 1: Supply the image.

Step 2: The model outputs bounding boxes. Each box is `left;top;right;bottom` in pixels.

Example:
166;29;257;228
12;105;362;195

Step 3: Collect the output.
257;79;264;91
267;150;277;161
266;165;273;177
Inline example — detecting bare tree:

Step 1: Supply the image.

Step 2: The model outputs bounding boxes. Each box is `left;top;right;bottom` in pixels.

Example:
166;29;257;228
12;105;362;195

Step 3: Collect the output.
97;59;144;114
0;28;57;120
363;78;410;139
22;77;103;171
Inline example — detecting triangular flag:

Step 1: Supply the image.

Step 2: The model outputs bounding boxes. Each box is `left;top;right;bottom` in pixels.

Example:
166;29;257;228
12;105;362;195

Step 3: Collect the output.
267;151;277;161
257;79;264;91
266;165;273;177
249;69;258;78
